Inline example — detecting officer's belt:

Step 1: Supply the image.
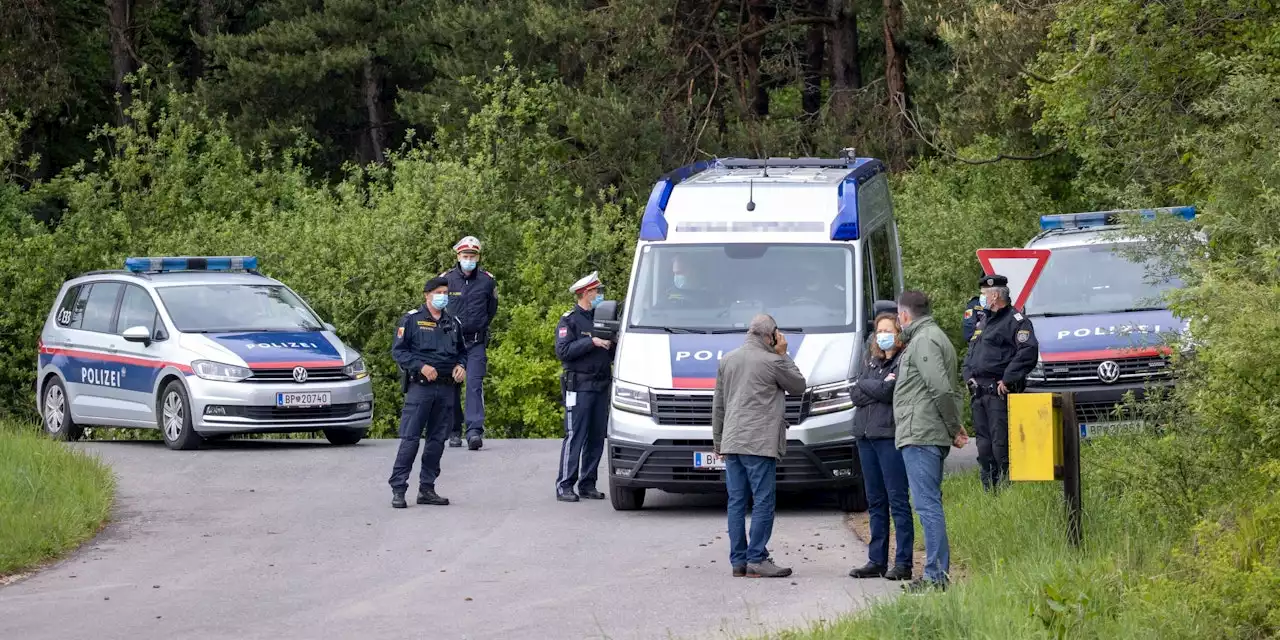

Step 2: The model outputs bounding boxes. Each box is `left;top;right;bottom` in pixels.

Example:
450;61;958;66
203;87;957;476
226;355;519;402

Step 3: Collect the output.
561;371;608;390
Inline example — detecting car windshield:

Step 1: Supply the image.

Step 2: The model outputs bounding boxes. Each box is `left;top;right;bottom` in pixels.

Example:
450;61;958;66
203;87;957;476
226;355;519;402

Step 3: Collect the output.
627;243;854;332
1023;243;1183;316
157;284;324;333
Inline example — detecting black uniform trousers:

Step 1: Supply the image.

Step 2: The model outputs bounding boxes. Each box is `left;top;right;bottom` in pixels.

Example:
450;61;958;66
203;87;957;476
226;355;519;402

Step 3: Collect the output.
970;384;1010;491
388;380;456;493
555;389;609;493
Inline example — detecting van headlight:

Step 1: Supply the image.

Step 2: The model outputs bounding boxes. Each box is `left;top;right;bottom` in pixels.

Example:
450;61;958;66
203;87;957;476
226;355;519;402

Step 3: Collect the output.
344;357;369;379
809;380;854;416
1029;359;1046;381
612;380;651;415
192;360;252;382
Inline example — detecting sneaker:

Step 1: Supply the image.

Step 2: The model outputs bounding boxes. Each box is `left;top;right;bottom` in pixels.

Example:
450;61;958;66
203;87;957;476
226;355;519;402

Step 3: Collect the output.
903;578;946;594
467;436;483;451
391;492;407;509
885;565;913;581
746;558;793;578
416;488;450;506
732;565;746;578
848;562;887;579
448;435;463;448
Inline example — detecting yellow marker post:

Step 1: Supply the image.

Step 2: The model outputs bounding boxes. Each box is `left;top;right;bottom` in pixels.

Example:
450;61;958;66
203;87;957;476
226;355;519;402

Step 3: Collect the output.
1008;393;1062;482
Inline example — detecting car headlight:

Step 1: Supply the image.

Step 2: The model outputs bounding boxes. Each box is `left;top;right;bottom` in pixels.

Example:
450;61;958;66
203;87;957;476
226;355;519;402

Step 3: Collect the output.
1029;360;1045;380
809;380;854;415
344;357;369;380
192;360;252;382
612;380;651;415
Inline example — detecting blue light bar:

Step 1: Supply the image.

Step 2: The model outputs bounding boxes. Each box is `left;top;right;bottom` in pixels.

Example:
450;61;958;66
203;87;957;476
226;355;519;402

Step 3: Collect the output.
1039;206;1196;231
639;160;713;241
124;256;258;273
831;178;860;241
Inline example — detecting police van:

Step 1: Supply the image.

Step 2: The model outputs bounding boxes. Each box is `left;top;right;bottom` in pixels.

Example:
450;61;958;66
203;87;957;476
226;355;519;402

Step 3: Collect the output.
1022;208;1193;436
597;153;903;511
36;256;374;450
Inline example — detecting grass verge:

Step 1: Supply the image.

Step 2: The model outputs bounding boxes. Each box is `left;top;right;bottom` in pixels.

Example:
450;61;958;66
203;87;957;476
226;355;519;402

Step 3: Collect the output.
0;421;115;578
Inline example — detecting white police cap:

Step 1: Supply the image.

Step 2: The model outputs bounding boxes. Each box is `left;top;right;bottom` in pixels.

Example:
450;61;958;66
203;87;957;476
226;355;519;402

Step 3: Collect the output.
453;236;482;253
569;271;602;294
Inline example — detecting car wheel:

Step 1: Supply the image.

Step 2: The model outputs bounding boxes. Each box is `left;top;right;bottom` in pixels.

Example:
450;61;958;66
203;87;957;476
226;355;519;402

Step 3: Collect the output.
609;481;645;511
158;381;202;451
324;428;365;446
837;482;869;513
42;379;84;442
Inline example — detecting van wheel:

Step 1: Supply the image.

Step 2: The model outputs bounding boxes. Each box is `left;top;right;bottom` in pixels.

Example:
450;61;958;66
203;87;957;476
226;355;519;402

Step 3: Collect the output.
42;379;84;442
610;482;645;511
324;429;365;446
158;381;202;451
837;483;869;513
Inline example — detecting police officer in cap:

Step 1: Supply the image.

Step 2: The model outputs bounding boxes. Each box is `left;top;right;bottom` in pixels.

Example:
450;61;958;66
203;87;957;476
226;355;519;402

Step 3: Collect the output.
962;274;1039;492
962;270;987;343
442;235;498;451
555;271;615;502
388;277;466;509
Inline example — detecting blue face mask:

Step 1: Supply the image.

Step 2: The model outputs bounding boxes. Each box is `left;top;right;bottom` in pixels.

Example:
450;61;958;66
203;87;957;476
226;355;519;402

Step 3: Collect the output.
459;259;477;273
431;293;450;310
979;294;988;308
591;293;604;309
875;332;897;351
673;274;686;289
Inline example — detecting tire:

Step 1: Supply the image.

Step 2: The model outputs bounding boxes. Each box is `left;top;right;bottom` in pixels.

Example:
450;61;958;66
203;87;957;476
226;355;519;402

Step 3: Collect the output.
158;381;202;451
324;428;366;446
609;481;645;511
41;378;84;442
837;482;869;513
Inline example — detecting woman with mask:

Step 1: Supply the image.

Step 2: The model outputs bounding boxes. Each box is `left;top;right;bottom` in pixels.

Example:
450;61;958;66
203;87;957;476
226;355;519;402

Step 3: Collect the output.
848;311;914;581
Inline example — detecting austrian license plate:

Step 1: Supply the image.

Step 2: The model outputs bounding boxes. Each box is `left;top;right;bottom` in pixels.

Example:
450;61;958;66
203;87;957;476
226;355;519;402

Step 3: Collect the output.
693;451;725;470
275;391;331;408
1080;421;1141;439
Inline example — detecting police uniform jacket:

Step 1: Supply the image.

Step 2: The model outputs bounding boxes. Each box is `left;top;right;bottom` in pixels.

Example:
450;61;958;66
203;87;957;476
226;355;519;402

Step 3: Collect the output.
962;296;985;344
962;305;1039;386
392;305;466;380
442;265;498;337
555;305;615;392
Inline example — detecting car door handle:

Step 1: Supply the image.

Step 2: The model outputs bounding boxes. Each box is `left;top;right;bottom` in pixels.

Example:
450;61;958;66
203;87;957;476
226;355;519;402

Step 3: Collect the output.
106;344;119;354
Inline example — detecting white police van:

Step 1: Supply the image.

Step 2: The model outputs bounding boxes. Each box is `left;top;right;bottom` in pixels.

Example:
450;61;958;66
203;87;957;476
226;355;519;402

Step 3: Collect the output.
599;153;903;511
1022;208;1193;436
36;256;374;450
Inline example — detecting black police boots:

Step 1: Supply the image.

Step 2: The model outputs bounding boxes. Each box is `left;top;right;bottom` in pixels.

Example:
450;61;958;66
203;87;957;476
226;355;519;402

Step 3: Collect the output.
467;435;483;451
417;487;450;506
448;435;463;448
556;489;580;503
579;487;606;500
391;492;407;509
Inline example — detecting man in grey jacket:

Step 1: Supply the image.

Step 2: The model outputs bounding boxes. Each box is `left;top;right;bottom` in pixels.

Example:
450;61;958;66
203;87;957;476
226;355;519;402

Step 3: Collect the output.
712;314;808;578
893;291;969;592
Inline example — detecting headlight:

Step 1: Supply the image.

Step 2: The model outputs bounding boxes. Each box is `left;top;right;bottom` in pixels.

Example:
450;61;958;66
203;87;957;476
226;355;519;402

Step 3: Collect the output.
192;360;252;382
344;357;369;379
612;380;651;415
1029;360;1045;380
809;380;854;415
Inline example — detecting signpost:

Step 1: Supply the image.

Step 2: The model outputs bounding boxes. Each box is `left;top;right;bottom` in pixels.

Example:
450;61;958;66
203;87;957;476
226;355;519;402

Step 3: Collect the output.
975;248;1051;310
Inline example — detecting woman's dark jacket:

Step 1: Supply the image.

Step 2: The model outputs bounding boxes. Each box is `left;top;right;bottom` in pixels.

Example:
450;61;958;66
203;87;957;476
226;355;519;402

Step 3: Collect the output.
850;351;900;440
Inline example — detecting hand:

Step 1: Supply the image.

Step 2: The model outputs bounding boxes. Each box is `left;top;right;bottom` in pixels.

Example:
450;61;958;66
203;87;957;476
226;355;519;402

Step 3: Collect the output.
967;378;978;393
885;373;896;382
452;365;466;383
997;380;1010;396
419;364;438;382
774;331;788;356
953;427;969;449
592;337;612;349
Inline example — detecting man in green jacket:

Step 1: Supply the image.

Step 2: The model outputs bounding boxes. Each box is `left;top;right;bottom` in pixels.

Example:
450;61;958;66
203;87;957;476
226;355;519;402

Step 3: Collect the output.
893;290;969;592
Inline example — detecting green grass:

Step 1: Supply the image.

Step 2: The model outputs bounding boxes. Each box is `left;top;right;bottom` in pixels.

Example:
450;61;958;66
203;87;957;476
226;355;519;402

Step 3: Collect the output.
0;421;115;576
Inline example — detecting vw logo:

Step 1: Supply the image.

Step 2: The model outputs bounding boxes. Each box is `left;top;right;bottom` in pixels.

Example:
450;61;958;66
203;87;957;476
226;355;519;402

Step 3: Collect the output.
292;366;309;383
1097;360;1120;384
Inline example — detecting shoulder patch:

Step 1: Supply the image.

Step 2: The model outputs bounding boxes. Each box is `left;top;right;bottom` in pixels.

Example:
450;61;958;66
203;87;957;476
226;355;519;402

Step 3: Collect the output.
1017;329;1030;343
397;326;405;339
963;309;973;319
1014;312;1024;321
558;326;568;338
484;270;493;278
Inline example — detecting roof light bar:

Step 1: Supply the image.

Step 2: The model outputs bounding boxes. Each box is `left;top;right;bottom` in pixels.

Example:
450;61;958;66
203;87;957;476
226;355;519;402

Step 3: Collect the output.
124;256;259;273
1039;206;1196;231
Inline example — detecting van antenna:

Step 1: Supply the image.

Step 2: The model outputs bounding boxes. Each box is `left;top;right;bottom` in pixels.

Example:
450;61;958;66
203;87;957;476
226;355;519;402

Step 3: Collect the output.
746;179;756;212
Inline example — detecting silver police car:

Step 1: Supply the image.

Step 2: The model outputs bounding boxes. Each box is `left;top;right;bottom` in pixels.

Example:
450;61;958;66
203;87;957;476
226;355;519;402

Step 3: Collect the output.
36;256;374;450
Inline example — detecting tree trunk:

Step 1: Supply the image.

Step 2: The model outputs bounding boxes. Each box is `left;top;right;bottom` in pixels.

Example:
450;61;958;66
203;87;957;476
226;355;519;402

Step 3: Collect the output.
829;0;861;122
742;0;770;118
802;0;827;119
362;56;388;165
882;0;909;166
192;0;219;79
106;0;137;123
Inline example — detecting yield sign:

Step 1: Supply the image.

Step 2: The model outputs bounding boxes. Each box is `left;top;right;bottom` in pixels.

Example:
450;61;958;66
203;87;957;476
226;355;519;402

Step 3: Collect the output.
976;248;1051;311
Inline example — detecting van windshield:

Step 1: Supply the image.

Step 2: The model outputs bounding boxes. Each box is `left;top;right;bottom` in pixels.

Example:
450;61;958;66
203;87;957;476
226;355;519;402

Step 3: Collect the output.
157;284;325;333
627;244;854;332
1023;243;1182;316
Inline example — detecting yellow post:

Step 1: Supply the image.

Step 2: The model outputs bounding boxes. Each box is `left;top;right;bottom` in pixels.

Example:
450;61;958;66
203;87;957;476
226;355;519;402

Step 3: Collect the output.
1008;392;1062;482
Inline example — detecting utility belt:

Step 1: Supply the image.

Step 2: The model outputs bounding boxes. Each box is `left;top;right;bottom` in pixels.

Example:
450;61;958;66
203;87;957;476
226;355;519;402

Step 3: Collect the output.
560;371;609;394
399;367;457;392
462;329;488;346
969;378;1024;397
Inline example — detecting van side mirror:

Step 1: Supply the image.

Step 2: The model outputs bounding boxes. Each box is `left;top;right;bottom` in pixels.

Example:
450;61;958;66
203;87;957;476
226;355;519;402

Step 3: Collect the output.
323;322;337;333
593;300;621;341
122;325;152;345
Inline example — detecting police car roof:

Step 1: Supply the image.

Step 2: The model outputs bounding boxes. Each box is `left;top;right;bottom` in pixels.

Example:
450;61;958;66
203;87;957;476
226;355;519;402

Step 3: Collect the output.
1026;226;1144;250
71;270;278;288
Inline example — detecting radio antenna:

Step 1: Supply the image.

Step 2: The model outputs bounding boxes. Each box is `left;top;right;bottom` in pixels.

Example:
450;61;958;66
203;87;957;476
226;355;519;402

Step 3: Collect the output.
746;179;756;211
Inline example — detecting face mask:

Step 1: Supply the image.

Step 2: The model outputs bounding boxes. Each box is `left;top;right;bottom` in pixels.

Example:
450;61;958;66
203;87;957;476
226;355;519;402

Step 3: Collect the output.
979;294;988;308
431;293;449;310
459;259;477;273
876;332;897;351
591;293;604;309
673;274;686;289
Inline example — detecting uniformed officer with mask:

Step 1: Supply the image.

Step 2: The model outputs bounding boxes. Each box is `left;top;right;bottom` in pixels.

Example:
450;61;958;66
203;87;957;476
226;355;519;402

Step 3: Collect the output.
555;271;616;502
388;277;467;509
441;236;499;451
961;274;1039;492
962;270;987;344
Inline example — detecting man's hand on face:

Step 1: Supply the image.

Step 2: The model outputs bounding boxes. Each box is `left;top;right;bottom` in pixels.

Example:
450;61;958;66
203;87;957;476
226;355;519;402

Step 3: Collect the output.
420;364;438;382
773;331;788;356
452;365;466;383
592;337;612;349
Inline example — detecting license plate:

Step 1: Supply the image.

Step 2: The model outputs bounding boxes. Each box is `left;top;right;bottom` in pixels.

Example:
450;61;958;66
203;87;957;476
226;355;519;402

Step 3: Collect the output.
693;451;725;470
276;391;331;408
1081;421;1141;438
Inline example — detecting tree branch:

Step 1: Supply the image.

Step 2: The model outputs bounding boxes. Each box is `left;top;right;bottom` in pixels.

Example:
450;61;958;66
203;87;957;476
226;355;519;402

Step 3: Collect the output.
673;16;836;98
894;94;1064;165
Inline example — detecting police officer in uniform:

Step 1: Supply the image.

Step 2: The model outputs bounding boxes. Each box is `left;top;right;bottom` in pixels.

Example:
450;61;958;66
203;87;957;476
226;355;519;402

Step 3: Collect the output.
388;277;467;509
962;270;987;343
962;274;1039;492
442;236;498;451
555;271;616;502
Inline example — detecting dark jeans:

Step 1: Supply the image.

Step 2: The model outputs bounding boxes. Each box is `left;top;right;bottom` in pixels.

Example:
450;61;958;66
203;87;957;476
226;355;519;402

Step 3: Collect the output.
901;444;951;584
555;389;608;492
450;340;488;439
724;453;778;568
971;391;1010;490
388;381;455;493
856;437;914;568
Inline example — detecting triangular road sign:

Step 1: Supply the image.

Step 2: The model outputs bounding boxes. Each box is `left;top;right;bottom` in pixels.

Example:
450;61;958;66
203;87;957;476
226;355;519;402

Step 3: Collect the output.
976;248;1051;311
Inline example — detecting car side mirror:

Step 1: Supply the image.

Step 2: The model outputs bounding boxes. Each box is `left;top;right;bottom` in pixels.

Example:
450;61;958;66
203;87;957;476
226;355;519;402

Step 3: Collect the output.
323;322;337;333
122;325;152;345
593;300;621;340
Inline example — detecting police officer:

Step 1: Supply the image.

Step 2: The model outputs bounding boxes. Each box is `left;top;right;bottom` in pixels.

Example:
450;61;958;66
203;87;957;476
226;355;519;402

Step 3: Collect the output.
442;236;499;451
388;277;467;509
962;270;987;343
961;274;1039;492
555;271;615;502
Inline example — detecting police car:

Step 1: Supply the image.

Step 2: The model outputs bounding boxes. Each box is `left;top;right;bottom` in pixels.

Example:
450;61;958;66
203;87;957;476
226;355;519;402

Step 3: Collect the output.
36;256;374;450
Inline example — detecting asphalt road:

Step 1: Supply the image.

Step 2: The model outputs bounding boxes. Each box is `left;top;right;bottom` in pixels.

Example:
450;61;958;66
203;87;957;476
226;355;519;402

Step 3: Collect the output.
0;438;982;640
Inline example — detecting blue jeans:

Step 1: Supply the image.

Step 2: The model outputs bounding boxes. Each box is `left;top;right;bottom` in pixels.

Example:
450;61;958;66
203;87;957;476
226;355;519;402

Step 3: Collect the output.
724;454;778;567
901;445;951;583
856;438;914;568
